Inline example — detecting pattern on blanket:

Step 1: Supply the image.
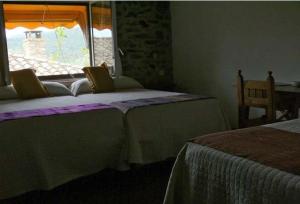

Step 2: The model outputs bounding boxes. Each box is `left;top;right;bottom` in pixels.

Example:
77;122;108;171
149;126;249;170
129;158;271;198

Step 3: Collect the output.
110;94;213;113
164;119;300;204
164;143;300;204
193;126;300;175
0;103;113;122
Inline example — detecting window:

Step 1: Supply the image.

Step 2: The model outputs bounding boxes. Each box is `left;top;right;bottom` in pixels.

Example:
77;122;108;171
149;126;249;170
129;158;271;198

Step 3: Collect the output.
2;2;115;78
91;2;114;71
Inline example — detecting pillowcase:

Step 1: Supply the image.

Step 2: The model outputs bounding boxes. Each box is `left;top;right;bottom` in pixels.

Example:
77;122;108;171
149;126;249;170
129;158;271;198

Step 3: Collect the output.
82;63;114;93
71;76;144;96
0;85;18;100
42;81;73;97
70;78;92;96
113;76;143;90
10;69;49;99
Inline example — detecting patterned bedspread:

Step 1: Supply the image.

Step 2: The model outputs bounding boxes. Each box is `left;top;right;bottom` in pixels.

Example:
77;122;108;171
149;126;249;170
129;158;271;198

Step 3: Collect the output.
164;119;300;204
0;103;113;122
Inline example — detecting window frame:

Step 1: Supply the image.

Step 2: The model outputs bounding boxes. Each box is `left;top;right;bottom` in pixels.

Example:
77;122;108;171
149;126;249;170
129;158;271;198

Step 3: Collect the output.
2;1;115;81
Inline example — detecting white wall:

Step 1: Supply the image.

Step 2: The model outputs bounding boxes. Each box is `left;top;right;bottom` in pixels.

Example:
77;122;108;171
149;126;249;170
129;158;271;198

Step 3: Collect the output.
171;2;300;128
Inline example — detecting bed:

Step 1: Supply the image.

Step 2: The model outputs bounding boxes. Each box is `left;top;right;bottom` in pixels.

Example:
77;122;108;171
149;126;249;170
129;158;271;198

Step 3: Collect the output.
0;87;229;199
163;119;300;204
76;88;230;164
0;96;126;199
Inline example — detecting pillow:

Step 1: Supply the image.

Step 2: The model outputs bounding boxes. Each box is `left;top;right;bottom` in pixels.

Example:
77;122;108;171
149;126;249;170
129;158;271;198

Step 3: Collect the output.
42;81;73;97
71;76;144;96
82;63;114;93
113;76;143;90
10;69;49;99
70;78;92;96
0;85;18;100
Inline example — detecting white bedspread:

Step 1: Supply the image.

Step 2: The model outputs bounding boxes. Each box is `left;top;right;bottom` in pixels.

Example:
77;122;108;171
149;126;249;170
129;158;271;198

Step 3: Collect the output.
76;89;230;164
0;88;229;199
164;119;300;204
11;89;227;165
0;97;126;199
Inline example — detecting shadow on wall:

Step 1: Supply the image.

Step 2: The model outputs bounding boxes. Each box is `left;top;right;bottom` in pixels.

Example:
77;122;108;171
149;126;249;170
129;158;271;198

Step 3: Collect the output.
171;1;300;128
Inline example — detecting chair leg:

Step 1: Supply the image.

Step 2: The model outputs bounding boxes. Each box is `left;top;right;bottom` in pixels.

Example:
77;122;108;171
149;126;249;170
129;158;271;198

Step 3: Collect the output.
239;106;249;128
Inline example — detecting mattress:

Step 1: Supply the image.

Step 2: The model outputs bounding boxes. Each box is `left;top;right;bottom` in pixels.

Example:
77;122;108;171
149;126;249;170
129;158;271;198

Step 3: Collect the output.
164;119;300;204
0;96;126;199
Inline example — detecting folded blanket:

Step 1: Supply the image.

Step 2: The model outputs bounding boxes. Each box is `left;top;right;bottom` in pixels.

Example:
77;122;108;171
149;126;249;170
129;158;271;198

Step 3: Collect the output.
110;94;213;113
193;126;300;175
0;103;113;122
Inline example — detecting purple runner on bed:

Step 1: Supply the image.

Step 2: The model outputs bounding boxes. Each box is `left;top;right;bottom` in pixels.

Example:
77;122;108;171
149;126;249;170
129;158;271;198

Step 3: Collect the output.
110;94;213;113
0;103;113;122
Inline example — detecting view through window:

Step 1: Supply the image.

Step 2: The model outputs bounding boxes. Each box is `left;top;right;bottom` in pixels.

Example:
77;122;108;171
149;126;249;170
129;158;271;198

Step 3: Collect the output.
3;3;114;77
91;2;114;74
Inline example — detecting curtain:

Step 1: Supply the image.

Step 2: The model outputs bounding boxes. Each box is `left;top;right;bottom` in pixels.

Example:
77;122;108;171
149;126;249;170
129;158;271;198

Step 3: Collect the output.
0;2;10;86
3;4;92;47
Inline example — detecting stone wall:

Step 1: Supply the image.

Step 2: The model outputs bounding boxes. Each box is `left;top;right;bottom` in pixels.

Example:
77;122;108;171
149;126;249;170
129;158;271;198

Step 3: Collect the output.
94;37;113;67
116;1;173;90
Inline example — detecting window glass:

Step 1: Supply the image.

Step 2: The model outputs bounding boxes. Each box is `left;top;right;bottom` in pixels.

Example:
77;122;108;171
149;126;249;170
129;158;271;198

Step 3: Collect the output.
4;4;90;77
91;2;114;74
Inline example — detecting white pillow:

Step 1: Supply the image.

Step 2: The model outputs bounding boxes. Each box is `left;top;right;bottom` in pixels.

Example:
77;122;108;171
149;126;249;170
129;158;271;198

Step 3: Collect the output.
113;76;143;90
0;85;18;100
42;81;73;97
71;76;144;96
70;78;92;96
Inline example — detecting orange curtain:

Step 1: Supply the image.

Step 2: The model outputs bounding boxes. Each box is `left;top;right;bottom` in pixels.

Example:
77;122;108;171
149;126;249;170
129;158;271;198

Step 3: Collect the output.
92;6;112;31
4;4;92;43
4;4;87;29
3;4;113;48
4;4;113;31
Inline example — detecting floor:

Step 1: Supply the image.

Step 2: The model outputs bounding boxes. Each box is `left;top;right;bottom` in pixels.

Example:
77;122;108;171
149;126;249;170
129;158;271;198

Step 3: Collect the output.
1;160;174;204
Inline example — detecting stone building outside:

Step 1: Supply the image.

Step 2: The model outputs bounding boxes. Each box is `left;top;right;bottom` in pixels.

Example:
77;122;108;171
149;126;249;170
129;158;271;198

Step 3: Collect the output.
9;30;114;76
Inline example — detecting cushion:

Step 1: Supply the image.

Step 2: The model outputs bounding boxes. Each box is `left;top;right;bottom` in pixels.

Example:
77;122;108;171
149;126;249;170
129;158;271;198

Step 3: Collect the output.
42;81;73;96
82;63;114;93
0;85;18;100
10;69;49;99
71;76;143;96
113;76;143;90
70;78;92;96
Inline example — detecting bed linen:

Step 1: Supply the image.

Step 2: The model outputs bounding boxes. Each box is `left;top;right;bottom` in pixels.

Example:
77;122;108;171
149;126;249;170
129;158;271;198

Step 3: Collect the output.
0;88;229;199
76;89;230;164
0;96;126;199
0;103;112;122
163;119;300;204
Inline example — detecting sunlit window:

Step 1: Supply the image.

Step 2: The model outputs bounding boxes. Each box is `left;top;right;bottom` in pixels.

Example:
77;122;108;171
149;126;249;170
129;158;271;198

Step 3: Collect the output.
3;4;93;77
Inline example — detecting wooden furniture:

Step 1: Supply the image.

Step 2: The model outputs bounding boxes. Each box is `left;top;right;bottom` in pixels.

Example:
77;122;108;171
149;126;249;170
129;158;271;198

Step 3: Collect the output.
237;70;276;128
275;85;300;119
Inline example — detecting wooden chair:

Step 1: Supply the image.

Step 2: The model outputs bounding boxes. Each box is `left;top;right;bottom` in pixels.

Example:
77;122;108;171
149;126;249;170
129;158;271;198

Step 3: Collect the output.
237;70;276;128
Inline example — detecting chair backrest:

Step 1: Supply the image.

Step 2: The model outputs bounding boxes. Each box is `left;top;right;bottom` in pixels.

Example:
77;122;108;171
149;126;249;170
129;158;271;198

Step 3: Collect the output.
237;70;276;127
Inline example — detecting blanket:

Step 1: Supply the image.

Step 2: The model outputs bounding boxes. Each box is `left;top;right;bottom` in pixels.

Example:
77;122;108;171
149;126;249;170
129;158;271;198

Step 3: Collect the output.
164;119;300;204
0;103;113;122
110;94;213;113
193;126;300;175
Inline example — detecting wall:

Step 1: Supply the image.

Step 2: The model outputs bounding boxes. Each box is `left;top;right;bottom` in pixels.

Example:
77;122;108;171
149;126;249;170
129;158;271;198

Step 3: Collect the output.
94;37;113;67
171;2;300;127
116;1;173;90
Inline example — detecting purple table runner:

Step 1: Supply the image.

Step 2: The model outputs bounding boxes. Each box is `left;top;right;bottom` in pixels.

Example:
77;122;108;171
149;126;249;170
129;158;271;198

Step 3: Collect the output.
110;94;213;113
0;103;113;122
